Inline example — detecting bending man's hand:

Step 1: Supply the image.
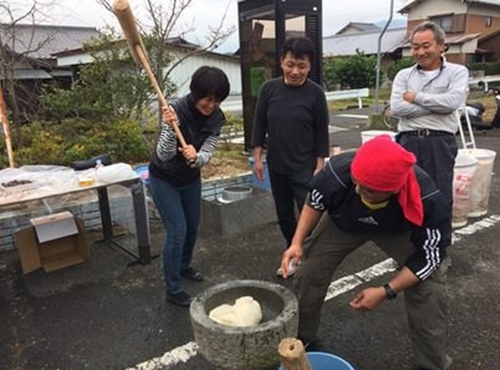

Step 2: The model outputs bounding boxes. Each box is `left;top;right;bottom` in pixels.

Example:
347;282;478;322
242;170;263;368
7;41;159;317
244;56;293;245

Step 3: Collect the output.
349;286;386;312
280;243;303;279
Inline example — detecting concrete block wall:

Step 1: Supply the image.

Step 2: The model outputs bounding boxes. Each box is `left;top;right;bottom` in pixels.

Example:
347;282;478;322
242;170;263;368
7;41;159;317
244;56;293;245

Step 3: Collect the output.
201;172;253;201
201;186;277;236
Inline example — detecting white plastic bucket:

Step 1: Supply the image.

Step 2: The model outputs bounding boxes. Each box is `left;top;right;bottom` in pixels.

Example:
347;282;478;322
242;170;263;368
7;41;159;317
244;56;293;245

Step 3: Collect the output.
452;150;478;228
464;149;497;217
360;130;396;144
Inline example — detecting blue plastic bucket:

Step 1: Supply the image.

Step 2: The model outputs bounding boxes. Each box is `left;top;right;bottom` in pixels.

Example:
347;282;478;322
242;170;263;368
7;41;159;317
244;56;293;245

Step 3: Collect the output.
134;165;150;186
278;351;355;370
248;156;271;191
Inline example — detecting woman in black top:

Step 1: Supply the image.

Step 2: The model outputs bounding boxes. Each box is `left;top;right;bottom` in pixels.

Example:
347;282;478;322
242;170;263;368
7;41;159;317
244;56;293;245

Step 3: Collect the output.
149;66;230;307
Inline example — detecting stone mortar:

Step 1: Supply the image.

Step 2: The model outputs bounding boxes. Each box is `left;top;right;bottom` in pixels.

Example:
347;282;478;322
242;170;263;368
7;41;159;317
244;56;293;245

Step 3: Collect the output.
190;280;298;370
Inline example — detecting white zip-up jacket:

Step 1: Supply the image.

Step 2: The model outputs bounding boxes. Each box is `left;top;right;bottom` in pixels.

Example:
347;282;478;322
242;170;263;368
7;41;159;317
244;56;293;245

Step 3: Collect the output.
391;58;469;134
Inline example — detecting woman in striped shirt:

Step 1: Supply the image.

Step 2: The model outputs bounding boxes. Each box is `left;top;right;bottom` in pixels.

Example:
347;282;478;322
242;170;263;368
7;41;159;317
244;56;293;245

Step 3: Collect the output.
149;66;230;307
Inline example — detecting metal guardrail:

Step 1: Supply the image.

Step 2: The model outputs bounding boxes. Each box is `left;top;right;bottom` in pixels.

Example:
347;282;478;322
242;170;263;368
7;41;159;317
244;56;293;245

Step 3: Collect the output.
221;87;370;113
220;99;243;113
468;75;500;92
324;88;370;109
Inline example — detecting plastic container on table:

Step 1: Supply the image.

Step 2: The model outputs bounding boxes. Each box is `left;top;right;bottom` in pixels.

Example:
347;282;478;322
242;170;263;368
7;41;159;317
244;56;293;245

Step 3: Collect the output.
134;164;150;187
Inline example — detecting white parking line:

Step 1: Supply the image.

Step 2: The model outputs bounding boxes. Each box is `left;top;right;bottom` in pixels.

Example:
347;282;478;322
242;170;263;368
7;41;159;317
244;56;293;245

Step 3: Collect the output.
125;215;500;370
329;125;348;133
452;214;500;243
125;341;199;370
325;258;398;301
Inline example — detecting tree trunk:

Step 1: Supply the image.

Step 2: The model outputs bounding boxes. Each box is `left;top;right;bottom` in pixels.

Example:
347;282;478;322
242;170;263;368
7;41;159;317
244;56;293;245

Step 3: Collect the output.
5;71;23;147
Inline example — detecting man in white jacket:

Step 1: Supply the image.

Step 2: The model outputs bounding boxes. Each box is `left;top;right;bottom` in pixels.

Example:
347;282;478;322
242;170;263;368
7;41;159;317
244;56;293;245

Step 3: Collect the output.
390;21;469;227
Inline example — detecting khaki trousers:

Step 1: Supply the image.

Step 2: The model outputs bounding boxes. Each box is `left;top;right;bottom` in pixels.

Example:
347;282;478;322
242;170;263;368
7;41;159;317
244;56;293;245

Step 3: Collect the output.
293;214;450;370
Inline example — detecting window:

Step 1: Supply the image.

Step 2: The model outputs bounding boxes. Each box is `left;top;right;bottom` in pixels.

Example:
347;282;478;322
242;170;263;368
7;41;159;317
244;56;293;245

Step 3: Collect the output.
440;16;453;32
431;15;453;32
485;16;493;27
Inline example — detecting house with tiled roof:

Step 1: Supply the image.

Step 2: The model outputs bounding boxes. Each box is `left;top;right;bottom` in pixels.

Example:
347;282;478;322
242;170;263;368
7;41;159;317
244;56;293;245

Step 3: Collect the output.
0;23;99;120
323;26;407;69
0;23;99;80
335;22;382;36
0;24;241;120
399;0;500;64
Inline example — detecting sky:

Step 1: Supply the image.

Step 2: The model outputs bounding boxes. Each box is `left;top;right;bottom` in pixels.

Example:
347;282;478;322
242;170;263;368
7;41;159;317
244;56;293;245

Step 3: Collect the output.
2;0;410;53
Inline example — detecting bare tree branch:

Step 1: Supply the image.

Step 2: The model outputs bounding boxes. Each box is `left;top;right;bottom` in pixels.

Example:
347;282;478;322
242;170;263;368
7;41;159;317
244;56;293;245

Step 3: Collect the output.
163;1;235;78
0;0;62;142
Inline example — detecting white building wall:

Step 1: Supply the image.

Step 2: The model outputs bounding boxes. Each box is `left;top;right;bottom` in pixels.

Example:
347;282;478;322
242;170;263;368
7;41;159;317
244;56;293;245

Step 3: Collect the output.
56;48;242;97
451;39;478;54
57;53;93;66
407;0;467;21
166;50;241;97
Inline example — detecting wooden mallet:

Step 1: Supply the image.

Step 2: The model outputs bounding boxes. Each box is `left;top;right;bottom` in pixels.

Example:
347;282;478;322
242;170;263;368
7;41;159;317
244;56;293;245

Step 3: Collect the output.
112;0;188;148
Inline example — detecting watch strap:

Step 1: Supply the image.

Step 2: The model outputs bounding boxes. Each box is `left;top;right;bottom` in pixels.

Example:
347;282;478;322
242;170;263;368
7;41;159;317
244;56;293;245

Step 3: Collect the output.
383;283;398;300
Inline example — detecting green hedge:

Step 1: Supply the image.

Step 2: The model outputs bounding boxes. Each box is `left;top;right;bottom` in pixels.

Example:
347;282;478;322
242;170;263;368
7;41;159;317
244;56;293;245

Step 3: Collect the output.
0;112;245;169
468;62;500;76
1;118;155;168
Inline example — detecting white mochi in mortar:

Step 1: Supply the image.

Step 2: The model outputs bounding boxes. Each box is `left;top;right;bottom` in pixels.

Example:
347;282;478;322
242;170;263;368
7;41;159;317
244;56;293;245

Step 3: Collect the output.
208;296;263;327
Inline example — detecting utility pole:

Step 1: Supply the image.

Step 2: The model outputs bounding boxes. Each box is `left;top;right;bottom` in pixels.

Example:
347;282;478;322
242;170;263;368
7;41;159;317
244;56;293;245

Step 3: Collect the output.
374;0;394;113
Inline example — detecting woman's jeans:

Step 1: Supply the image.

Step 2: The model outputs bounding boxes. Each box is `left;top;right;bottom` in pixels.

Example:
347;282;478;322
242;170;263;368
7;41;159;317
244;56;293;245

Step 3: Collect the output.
149;174;201;295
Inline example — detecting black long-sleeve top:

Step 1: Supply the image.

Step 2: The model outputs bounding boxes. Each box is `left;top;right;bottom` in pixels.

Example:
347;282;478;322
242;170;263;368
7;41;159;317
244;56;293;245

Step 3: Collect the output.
251;77;330;173
307;152;451;281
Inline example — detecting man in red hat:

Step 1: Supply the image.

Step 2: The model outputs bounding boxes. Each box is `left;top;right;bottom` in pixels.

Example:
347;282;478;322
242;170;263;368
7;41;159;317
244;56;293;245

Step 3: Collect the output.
281;135;452;370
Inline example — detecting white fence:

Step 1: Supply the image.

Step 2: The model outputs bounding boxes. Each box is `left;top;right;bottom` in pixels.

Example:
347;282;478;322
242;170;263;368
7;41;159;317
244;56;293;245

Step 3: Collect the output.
221;87;370;113
220;97;243;113
324;88;369;109
468;75;500;92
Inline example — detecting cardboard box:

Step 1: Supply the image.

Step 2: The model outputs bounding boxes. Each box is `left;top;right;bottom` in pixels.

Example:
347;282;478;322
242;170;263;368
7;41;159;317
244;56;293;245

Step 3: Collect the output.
15;213;90;274
30;211;79;243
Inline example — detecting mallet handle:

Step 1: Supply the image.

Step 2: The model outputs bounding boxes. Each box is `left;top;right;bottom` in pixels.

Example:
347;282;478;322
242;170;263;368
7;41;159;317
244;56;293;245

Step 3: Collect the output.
278;338;312;370
134;45;188;148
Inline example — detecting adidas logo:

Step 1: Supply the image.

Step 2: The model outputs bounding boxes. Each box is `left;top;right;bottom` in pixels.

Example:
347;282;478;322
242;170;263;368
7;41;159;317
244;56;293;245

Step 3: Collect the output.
358;216;378;225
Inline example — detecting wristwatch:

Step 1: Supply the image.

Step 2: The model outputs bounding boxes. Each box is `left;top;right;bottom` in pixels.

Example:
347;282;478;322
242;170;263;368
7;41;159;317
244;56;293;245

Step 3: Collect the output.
383;283;398;300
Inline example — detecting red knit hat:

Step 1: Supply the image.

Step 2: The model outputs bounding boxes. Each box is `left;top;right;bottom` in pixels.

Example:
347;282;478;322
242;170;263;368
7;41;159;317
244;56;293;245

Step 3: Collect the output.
351;135;424;226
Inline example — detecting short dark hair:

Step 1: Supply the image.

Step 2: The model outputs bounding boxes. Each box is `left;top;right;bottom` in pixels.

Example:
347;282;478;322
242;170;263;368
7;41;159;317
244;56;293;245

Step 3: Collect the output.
281;37;314;63
189;66;230;102
411;21;446;46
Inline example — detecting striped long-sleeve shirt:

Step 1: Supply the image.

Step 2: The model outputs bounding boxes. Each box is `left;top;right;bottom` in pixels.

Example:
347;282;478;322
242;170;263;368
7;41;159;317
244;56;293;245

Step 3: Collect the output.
149;94;225;186
305;152;451;280
155;120;220;168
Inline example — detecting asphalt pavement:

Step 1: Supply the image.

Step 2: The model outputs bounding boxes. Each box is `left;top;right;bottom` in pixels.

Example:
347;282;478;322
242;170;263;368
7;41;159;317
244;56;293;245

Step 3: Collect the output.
1;110;500;370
